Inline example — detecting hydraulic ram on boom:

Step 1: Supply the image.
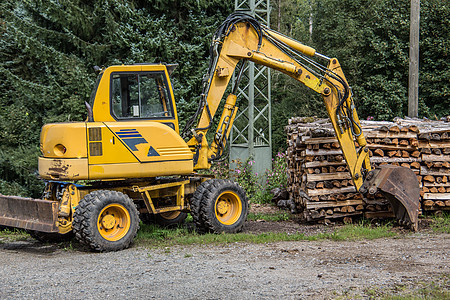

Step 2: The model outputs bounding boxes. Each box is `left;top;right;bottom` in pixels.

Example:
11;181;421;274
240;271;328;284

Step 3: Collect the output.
184;13;420;230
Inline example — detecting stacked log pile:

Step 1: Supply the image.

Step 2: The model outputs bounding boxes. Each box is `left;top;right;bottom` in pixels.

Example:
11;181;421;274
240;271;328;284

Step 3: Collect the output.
285;117;450;223
417;128;450;210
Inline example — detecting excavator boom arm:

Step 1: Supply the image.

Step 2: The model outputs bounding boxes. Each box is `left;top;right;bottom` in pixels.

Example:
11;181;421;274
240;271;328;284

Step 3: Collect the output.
188;13;370;189
186;13;419;230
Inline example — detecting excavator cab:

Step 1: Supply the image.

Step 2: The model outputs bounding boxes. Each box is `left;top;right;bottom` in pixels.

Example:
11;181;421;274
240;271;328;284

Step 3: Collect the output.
39;64;194;181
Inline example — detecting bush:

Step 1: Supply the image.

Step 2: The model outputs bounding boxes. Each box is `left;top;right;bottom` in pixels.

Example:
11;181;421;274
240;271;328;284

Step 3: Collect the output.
207;152;288;204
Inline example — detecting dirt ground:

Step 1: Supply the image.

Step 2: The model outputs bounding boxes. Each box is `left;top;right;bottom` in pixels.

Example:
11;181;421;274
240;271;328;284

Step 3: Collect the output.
0;208;448;299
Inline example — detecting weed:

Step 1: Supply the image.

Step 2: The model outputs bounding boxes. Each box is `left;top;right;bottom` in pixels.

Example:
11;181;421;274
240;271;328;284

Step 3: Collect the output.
431;212;450;234
247;211;290;222
184;253;193;258
0;227;29;241
135;219;398;248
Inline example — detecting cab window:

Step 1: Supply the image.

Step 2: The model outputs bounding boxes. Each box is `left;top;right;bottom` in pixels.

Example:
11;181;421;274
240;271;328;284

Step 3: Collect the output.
111;72;174;119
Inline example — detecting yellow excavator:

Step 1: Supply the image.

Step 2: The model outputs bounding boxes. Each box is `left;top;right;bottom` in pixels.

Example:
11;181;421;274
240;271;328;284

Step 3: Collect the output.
0;13;420;251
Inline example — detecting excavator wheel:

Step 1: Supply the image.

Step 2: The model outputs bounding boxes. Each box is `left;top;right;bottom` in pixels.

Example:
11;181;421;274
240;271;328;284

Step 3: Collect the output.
73;190;139;252
190;179;219;233
199;179;248;233
29;231;74;243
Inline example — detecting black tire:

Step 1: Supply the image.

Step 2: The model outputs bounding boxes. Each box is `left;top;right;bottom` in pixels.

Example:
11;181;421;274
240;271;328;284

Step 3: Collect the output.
29;231;74;243
154;211;187;227
190;180;216;233
73;190;140;252
199;179;248;233
139;213;155;225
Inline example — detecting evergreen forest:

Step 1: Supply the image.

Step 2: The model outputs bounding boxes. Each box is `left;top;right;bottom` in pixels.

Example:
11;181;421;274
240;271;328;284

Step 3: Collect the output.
0;0;448;197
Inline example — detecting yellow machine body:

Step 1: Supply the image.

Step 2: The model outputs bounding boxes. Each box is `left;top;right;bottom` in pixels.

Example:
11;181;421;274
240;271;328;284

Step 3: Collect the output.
39;64;193;181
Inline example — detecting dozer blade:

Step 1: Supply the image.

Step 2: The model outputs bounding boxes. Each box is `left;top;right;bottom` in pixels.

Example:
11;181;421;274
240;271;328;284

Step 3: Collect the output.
361;165;420;231
0;195;59;233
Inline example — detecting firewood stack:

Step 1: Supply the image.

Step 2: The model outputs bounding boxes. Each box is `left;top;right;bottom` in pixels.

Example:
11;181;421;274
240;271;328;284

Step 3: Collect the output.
285;117;450;223
417;126;450;210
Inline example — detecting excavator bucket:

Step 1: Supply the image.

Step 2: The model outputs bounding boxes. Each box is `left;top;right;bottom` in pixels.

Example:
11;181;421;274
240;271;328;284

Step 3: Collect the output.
0;195;59;233
362;165;420;231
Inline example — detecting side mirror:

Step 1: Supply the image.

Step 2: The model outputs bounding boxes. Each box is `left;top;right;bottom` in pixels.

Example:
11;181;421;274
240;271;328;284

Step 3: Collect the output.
85;102;94;122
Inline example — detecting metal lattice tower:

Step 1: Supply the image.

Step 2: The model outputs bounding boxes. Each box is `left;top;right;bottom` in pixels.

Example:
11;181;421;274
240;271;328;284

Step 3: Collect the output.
230;0;272;176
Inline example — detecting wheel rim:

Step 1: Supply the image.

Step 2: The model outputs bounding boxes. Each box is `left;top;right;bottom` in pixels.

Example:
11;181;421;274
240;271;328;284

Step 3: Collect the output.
215;191;242;225
159;211;181;220
97;204;131;241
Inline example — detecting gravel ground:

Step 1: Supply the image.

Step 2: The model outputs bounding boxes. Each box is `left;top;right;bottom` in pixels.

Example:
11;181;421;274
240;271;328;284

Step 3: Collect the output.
0;232;448;299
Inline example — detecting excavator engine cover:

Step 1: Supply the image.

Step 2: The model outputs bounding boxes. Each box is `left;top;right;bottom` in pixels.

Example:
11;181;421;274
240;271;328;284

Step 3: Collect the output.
361;165;420;231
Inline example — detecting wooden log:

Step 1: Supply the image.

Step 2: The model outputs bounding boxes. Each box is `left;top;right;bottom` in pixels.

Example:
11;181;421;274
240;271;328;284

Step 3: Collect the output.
423;175;435;182
423;175;435;183
332;180;341;188
438;186;447;193
421;166;450;176
315;182;324;189
304;160;346;168
389;125;400;133
365;131;416;139
436;201;445;207
374;149;384;156
305;199;363;209
411;161;421;169
331;142;340;148
423;193;450;200
422;154;450;162
410;139;419;147
305;149;342;156
433;148;442;155
411;150;421;158
421;148;432;154
336;166;346;172
364;211;395;218
401;150;410;158
423;200;434;206
399;139;409;146
307;172;351;182
324;181;334;189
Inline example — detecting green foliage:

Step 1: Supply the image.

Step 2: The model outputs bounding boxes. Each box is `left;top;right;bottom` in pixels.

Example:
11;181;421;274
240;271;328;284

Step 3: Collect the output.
247;211;290;222
0;0;232;196
265;152;288;191
207;154;288;204
430;212;450;234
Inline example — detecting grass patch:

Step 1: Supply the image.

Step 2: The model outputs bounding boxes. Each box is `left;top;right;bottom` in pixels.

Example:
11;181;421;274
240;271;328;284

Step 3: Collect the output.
0;227;30;242
333;222;397;241
247;211;290;222
357;275;450;299
430;212;450;234
135;220;397;248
